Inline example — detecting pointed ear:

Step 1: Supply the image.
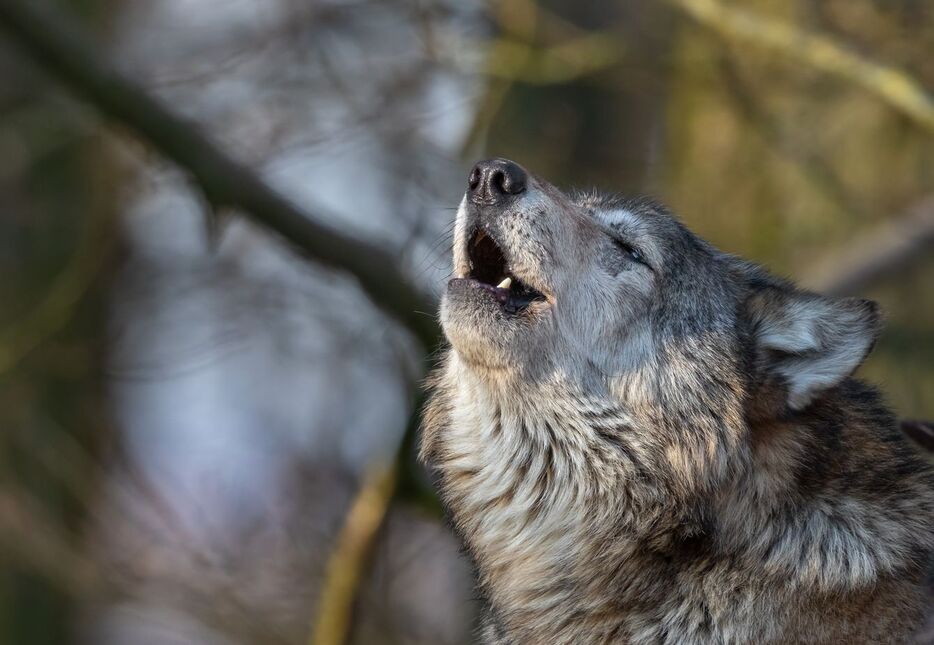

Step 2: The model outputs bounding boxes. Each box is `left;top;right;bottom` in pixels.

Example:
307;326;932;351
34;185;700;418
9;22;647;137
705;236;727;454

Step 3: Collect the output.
745;287;882;410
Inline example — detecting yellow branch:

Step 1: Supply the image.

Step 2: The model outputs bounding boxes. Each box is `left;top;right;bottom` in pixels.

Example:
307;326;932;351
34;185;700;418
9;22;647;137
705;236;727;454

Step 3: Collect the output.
481;32;623;85
670;0;934;133
309;462;397;645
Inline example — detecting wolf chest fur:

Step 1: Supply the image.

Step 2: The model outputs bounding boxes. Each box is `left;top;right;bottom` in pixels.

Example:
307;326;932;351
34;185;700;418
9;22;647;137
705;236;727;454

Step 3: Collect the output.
420;159;934;644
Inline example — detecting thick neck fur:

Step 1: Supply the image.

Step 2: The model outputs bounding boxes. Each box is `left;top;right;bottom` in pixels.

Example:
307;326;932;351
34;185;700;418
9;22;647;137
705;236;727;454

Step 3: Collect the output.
423;357;661;641
421;353;934;644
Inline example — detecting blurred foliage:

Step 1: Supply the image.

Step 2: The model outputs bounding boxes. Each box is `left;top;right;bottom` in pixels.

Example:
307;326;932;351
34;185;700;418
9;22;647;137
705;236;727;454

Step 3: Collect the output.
0;0;931;644
0;0;119;642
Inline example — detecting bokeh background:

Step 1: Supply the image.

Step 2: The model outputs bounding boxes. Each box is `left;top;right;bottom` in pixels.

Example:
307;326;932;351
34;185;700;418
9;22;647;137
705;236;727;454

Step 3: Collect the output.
0;0;932;643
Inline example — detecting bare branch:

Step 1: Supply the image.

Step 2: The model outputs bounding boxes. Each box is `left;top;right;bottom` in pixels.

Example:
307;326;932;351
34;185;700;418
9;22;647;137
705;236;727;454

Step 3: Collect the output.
670;0;934;133
441;31;624;86
309;463;397;645
0;0;440;348
807;194;934;296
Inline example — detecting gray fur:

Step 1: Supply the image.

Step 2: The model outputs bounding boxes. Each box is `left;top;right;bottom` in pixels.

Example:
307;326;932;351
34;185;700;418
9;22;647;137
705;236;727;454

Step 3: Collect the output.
421;162;934;644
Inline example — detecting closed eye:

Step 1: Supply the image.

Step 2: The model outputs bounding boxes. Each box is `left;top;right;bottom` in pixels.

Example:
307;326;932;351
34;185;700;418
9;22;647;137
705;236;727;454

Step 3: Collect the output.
612;238;651;270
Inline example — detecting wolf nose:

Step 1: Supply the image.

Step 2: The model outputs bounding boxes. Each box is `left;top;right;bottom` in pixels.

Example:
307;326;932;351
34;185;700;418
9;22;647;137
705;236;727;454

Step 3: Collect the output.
467;159;527;205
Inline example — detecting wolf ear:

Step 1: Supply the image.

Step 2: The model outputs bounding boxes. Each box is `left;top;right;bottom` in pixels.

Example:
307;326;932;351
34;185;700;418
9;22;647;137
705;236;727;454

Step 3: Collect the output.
745;287;882;410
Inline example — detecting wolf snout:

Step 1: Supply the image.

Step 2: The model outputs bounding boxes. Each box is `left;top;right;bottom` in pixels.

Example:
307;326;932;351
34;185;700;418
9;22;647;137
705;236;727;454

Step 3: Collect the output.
468;158;527;206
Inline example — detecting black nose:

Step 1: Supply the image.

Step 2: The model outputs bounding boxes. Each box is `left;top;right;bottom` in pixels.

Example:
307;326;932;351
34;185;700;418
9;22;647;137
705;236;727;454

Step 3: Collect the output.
467;159;527;205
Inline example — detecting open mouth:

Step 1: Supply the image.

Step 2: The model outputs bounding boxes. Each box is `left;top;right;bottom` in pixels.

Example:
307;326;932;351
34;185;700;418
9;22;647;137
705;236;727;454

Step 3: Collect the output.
466;228;546;314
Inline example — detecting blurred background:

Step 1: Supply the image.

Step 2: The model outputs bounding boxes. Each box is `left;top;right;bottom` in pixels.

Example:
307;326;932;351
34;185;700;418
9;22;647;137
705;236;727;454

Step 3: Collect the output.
0;0;931;643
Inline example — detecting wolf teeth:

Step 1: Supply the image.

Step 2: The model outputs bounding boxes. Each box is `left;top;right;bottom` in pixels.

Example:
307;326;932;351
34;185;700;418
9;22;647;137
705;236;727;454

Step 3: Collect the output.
497;277;512;289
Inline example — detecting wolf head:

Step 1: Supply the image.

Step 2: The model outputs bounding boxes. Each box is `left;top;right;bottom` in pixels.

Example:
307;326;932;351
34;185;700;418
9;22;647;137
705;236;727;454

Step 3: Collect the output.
429;160;931;642
441;158;881;416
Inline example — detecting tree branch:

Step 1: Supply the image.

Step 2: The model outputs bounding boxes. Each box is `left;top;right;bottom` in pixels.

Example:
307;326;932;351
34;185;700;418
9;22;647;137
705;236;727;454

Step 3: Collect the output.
309;462;397;645
669;0;934;133
0;0;441;348
807;194;934;296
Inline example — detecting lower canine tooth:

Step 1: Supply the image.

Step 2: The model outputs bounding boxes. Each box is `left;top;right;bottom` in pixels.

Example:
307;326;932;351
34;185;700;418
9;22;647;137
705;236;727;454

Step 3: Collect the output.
497;277;512;289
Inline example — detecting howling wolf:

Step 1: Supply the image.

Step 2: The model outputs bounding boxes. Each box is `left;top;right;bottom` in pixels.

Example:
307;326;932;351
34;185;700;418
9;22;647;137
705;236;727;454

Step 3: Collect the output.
420;159;934;644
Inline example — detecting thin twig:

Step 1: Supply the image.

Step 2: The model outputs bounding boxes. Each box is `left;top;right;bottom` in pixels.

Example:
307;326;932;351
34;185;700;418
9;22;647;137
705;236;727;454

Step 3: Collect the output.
443;31;623;86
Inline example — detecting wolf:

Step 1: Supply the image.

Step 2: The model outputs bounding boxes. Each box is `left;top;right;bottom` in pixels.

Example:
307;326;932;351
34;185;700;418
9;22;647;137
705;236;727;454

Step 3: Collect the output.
420;158;934;644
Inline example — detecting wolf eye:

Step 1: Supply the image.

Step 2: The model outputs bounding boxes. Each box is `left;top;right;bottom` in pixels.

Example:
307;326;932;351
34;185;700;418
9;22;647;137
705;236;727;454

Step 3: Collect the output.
613;239;646;266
